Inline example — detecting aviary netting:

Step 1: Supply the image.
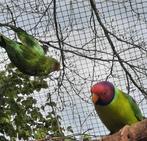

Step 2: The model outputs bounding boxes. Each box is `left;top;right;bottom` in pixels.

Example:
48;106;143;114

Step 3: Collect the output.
0;0;147;140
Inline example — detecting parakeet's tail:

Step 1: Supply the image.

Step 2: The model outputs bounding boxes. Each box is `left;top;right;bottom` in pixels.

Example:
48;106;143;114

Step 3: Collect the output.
0;33;19;50
0;34;7;48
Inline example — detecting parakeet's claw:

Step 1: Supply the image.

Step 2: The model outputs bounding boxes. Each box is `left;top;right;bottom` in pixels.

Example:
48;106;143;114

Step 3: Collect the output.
119;125;130;139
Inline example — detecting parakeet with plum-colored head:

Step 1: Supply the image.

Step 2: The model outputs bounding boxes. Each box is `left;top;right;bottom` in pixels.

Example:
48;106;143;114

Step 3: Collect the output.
91;81;144;133
0;26;60;76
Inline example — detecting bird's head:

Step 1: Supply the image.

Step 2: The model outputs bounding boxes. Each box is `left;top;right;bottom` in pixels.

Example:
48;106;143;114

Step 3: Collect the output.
91;81;115;105
53;60;60;71
46;57;60;74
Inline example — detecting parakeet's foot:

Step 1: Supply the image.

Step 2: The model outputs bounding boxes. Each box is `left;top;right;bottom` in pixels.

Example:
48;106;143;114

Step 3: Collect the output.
119;125;130;139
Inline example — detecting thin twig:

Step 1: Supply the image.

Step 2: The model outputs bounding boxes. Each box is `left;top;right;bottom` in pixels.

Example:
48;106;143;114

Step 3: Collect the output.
90;0;147;97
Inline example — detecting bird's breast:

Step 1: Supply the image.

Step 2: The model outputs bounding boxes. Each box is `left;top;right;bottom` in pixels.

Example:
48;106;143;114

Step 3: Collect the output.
94;89;139;133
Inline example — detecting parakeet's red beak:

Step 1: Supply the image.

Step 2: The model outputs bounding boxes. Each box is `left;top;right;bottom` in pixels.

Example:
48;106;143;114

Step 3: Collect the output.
91;85;99;104
92;93;99;104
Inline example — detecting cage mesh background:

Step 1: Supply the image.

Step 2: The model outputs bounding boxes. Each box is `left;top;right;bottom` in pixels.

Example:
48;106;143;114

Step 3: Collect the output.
0;0;147;138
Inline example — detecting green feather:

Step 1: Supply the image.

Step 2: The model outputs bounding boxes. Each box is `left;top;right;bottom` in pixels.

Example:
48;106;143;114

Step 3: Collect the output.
0;28;60;76
9;26;45;55
94;88;143;133
122;89;143;121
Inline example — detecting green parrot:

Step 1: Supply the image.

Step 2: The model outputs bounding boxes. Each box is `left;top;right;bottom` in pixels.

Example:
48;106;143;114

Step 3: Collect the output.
91;81;144;134
0;26;60;76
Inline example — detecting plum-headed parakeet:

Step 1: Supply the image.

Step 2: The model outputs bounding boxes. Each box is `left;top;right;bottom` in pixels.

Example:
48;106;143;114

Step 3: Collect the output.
91;81;144;133
0;26;60;76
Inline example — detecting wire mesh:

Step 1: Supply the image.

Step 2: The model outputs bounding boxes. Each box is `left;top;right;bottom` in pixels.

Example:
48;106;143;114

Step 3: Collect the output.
0;0;147;139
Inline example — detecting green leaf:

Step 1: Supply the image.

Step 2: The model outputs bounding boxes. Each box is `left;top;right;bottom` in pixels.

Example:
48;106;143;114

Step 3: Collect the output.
67;126;73;133
34;128;48;139
0;63;64;140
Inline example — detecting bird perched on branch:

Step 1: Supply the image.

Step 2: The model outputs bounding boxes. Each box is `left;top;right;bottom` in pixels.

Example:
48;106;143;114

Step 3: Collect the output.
91;81;144;134
0;26;60;76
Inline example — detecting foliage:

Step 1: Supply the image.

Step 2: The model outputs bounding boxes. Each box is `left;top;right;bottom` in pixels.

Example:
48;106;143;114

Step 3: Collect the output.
0;63;64;141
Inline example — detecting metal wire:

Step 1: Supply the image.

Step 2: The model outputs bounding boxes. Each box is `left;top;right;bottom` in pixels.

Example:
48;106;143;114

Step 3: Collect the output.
0;0;147;137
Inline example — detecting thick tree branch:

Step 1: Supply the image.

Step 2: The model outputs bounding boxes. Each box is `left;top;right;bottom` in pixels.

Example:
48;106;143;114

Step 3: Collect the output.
100;119;147;141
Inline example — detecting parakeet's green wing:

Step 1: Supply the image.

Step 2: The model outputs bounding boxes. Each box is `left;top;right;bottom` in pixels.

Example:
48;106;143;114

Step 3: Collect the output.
10;27;45;55
122;91;143;121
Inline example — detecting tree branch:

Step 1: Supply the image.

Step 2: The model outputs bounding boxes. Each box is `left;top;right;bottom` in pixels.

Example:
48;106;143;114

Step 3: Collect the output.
89;0;147;97
35;119;147;141
99;119;147;141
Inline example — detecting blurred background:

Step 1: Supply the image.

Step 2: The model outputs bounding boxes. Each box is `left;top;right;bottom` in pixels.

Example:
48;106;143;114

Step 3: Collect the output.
0;0;147;140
